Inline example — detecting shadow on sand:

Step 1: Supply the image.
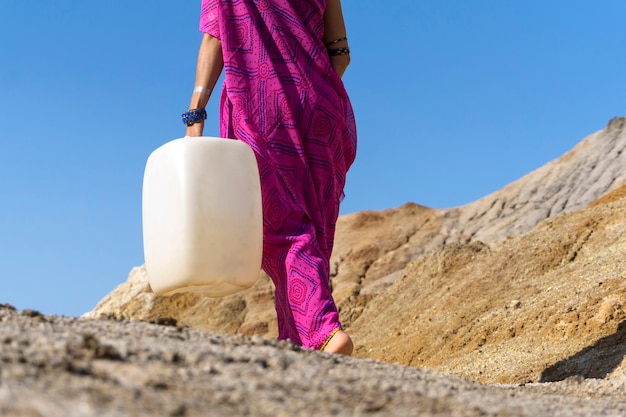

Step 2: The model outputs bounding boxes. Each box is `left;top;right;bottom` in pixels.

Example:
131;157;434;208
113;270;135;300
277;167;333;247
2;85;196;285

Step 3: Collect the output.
540;320;626;382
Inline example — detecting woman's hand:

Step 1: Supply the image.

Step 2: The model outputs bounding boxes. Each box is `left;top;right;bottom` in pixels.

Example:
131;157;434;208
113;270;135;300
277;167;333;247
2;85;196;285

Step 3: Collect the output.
185;121;205;137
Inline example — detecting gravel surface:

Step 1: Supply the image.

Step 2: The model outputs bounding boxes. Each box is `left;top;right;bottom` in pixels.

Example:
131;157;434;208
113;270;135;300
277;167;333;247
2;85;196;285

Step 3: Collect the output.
1;305;625;417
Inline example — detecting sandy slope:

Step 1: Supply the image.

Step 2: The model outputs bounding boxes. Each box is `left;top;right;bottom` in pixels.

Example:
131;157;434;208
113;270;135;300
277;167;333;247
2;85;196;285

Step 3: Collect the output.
348;186;626;384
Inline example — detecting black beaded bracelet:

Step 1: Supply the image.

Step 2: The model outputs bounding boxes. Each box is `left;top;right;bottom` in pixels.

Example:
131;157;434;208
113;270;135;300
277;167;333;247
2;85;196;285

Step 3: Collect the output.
182;108;207;126
328;46;350;56
325;36;347;47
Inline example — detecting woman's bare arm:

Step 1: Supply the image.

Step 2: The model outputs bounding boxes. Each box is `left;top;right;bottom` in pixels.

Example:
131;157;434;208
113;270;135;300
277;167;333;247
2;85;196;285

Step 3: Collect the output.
323;0;350;78
186;33;224;137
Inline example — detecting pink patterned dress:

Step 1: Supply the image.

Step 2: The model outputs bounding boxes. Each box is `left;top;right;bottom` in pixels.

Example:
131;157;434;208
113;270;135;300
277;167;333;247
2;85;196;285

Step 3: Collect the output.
200;0;357;349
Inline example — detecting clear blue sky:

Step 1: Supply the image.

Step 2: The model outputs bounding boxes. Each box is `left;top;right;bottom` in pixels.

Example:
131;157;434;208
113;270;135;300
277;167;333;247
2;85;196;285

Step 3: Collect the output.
1;1;624;317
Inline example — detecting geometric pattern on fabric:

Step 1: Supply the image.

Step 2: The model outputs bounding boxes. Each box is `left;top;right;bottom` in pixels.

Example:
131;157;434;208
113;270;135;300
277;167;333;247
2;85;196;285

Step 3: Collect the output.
200;0;357;349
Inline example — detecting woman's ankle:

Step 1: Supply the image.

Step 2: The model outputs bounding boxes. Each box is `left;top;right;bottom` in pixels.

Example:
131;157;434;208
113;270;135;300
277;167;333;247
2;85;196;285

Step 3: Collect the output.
322;330;353;356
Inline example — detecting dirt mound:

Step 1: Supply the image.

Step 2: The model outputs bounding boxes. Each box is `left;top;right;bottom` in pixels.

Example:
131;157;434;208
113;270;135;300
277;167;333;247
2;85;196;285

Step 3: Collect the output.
349;185;626;384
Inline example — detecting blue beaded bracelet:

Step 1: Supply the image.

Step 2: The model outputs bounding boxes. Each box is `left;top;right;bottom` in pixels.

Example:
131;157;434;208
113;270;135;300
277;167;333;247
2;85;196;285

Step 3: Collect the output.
182;108;207;126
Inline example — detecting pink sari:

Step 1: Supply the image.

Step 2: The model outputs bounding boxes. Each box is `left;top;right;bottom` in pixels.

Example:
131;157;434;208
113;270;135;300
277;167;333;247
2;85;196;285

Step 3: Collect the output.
200;0;357;349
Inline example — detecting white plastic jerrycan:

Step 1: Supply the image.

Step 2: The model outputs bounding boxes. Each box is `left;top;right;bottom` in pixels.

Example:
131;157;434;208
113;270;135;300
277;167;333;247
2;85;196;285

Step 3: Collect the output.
142;136;263;297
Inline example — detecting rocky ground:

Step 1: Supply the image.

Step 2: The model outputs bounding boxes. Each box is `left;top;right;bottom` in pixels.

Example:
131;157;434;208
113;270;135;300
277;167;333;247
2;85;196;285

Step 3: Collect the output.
1;305;626;417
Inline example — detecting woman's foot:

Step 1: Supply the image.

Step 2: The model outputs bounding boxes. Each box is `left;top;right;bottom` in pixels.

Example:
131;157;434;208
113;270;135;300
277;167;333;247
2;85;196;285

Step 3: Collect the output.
323;330;353;356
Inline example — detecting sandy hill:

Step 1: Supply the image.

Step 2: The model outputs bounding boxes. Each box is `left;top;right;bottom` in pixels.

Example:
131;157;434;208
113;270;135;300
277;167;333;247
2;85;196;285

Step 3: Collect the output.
86;116;626;385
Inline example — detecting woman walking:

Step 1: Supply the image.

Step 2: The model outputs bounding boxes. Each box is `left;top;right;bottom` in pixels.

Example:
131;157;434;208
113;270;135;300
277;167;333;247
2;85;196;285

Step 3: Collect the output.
183;0;357;355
